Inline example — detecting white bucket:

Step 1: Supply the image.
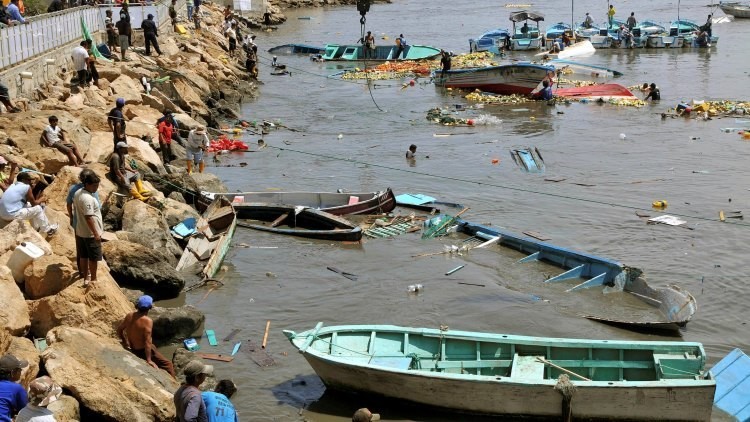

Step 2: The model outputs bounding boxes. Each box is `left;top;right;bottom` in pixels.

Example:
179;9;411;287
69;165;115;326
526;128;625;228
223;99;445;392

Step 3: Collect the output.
7;242;45;283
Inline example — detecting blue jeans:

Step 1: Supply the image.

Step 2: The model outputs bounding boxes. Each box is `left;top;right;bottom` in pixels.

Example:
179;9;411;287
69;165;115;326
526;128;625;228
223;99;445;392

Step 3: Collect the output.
187;5;194;20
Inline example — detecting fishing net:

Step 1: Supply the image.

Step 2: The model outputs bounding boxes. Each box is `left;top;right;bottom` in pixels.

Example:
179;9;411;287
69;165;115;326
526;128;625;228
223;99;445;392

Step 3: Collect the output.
554;374;577;399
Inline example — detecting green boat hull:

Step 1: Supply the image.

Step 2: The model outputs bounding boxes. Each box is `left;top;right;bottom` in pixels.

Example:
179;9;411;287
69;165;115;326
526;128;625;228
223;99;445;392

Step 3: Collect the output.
322;44;441;61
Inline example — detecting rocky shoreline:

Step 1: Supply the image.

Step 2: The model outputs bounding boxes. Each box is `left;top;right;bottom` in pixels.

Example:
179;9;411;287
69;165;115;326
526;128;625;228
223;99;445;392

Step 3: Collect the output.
0;1;326;419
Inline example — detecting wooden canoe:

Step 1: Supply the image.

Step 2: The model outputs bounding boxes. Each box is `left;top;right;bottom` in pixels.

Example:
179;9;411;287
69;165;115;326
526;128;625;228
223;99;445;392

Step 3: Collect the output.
175;197;236;279
284;323;715;421
456;219;697;332
206;188;396;216
234;203;362;242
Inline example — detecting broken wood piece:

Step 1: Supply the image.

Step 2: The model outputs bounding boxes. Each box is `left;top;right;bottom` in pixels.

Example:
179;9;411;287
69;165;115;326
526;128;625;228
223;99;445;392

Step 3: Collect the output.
445;265;465;276
523;231;551;241
635;211;650;218
244;339;275;367
719;210;725;222
326;266;359;281
270;212;290;228
195;352;234;362
458;282;485;287
262;320;271;349
223;329;242;342
544;176;566;182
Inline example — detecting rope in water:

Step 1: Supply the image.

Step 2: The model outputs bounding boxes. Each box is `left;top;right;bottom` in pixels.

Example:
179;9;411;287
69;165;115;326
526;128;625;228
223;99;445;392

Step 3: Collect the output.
264;143;750;229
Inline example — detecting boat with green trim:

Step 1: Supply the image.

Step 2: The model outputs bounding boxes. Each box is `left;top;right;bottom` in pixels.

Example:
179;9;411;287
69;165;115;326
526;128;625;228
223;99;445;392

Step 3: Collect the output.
175;197;236;279
284;323;715;420
321;44;441;61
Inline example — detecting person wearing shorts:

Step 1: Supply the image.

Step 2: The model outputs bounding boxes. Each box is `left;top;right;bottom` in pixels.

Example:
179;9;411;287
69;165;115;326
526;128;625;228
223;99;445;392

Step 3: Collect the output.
73;171;102;286
115;15;131;61
42;115;85;166
186;125;209;174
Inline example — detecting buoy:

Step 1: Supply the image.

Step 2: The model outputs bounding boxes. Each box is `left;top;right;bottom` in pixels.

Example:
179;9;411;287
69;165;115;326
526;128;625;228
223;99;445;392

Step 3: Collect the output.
467;119;474;126
619;133;627;140
652;200;668;208
409;79;415;86
491;158;500;164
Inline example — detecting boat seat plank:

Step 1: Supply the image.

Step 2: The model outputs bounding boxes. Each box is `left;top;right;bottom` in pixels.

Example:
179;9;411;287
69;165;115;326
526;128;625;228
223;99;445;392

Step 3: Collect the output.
510;354;546;379
434;359;512;369
549;360;654;369
370;356;412;371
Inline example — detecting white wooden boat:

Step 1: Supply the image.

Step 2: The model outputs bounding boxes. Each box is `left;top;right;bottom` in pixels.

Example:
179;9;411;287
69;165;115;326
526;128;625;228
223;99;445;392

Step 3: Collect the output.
285;323;715;420
720;2;750;18
175;197;236;279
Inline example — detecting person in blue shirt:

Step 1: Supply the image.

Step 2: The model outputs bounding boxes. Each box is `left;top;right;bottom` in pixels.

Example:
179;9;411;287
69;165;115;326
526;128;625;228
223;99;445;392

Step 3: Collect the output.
6;0;27;25
0;354;29;422
202;379;238;422
394;34;407;59
535;79;553;101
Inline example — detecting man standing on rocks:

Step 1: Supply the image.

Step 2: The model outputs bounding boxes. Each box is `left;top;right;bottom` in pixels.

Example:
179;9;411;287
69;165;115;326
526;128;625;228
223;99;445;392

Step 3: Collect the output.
71;40;90;88
186;125;209;174
108;98;127;150
67;168;99;277
109;141;151;201
141;13;162;57
0;172;58;235
157;110;176;164
73;170;102;286
115;13;131;61
174;360;212;422
118;295;176;377
0;354;29;422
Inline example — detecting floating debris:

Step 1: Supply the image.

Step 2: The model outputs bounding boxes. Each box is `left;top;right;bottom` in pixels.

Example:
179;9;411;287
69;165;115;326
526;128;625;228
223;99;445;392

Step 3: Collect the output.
465;91;535;105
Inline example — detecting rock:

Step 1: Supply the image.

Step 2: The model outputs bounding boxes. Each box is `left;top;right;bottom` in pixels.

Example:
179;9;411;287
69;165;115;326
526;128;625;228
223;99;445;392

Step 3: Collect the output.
82;87;109;109
0;265;30;336
120;64;155;82
96;77;111;92
41;164;117;214
157;197;201;228
64;93;87;110
110;75;145;105
23;254;77;299
124;135;166;174
0;324;10;354
0;219;53;258
168;191;186;203
40;208;77;263
191;172;228;194
150;305;204;345
101;240;185;299
151;88;183;115
86;132;117;164
121;200;183;258
141;93;166;113
96;66;123;83
170;78;209;117
28;269;132;339
6;336;39;387
172;113;202;131
47;394;80;422
172;348;217;391
43;326;178;422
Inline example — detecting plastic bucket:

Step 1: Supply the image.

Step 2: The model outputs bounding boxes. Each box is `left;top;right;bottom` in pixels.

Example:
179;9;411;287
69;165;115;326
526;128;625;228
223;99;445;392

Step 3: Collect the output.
7;242;45;283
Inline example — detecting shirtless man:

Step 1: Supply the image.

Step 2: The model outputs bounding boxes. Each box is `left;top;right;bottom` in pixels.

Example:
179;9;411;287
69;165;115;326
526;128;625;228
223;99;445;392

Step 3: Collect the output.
117;295;175;377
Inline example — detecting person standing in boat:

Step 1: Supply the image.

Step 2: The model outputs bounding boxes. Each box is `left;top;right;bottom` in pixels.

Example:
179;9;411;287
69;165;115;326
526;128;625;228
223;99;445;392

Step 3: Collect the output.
645;83;660;101
607;4;616;29
359;31;375;59
439;50;451;77
582;12;594;29
626;12;637;31
394;34;407;59
702;14;713;37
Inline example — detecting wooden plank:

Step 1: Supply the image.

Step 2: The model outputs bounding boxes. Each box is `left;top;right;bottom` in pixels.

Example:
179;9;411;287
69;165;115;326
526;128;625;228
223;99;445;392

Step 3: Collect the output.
244;339;275;367
195;352;234;362
523;231;551;241
270;212;290;228
223;329;241;342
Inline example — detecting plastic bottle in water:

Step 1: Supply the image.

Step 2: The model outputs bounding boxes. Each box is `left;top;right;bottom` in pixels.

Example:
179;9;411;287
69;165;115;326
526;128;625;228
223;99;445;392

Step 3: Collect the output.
407;284;424;293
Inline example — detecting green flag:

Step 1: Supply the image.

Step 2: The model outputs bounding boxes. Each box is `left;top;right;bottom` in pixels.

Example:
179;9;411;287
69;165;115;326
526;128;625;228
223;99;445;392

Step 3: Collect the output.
81;16;111;62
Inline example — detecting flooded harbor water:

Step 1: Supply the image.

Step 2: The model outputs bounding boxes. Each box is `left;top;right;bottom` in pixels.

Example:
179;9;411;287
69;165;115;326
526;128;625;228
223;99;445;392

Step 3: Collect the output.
179;0;750;420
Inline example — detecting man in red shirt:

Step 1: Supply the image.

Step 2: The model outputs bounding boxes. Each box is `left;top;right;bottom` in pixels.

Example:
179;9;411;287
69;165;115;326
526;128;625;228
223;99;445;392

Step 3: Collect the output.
157;110;174;164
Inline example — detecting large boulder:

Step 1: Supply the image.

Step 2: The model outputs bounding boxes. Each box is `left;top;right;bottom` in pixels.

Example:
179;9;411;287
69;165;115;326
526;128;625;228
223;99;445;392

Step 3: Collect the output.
27;269;132;339
0;265;30;335
155;197;200;228
121;200;183;259
191;172;228;194
24;254;77;300
43;326;178;422
124;135;166;174
169;78;209;117
41;164;117;217
47;395;80;422
86;132;117;164
110;75;145;105
0;219;53;259
6;336;39;387
40;208;77;264
101;240;185;298
150;305;204;346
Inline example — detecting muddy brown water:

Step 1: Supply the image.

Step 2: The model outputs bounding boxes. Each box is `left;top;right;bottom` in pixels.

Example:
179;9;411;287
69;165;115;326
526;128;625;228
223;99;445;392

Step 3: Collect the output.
160;0;750;420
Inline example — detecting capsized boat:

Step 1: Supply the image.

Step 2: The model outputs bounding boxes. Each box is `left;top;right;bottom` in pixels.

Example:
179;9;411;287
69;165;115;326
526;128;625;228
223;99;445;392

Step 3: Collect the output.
267;44;325;55
509;10;545;50
321;44;441;61
549;58;623;79
468;28;511;53
234;203;362;241
554;83;637;101
284;323;714;420
204;188;396;216
433;63;555;96
175;197;237;279
720;2;750;18
456;219;697;331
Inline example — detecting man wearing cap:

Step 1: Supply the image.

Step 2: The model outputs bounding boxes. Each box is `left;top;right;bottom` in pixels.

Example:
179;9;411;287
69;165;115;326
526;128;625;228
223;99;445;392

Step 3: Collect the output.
352;408;380;422
107;98;127;151
108;142;151;201
117;295;176;377
186;125;209;174
174;360;212;422
14;376;62;422
0;354;29;422
141;13;162;57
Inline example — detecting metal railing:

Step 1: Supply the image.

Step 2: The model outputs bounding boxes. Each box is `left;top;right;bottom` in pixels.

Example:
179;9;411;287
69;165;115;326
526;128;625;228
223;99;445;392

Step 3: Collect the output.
0;1;175;70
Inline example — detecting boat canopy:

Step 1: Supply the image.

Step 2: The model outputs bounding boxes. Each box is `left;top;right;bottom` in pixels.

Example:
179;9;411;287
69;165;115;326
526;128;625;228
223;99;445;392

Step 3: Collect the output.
509;11;545;23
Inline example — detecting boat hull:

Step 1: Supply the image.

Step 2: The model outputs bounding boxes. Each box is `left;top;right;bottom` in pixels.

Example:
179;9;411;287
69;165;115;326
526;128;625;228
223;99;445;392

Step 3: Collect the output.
234;203;362;241
286;324;715;420
434;64;554;95
175;197;236;279
510;36;543;50
647;35;685;48
210;189;396;216
721;3;750;18
322;44;441;61
267;44;325;54
554;83;637;100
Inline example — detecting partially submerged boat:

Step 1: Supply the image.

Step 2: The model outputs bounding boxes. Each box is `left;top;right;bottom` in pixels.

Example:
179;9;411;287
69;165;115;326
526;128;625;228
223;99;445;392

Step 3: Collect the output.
205;188;396;216
468;28;511;53
321;44;441;61
175;197;237;279
720;2;750;18
433;63;555;96
267;44;325;55
395;193;464;213
284;323;715;420
554;83;637;101
549;58;623;79
509;10;545;50
456;219;697;331
234;203;362;241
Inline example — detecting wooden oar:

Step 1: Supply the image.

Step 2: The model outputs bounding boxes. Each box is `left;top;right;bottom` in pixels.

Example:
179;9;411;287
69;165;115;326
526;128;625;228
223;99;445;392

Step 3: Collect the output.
536;357;591;381
262;320;271;349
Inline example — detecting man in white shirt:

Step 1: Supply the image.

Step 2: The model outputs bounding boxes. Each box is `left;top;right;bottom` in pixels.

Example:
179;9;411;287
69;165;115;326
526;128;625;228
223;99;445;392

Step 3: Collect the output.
186;125;209;174
73;171;103;285
71;40;90;87
41;115;85;166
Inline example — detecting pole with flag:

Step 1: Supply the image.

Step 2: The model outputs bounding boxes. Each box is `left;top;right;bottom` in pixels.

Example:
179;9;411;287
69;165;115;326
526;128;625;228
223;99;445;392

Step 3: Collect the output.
81;16;111;62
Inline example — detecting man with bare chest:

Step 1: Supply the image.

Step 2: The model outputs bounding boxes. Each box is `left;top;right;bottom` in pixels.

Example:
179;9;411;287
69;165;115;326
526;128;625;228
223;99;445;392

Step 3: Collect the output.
117;295;175;377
